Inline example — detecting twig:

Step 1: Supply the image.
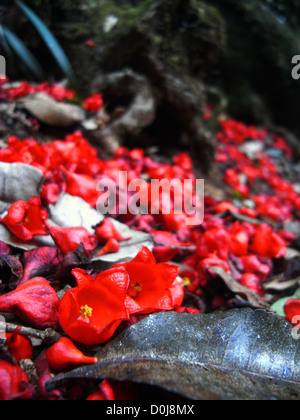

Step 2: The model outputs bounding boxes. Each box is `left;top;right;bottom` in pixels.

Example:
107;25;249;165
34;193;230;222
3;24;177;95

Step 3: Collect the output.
215;210;277;228
151;235;197;253
0;322;62;345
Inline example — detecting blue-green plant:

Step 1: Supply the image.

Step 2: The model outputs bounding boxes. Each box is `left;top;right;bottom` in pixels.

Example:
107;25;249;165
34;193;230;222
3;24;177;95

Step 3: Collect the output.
0;0;78;93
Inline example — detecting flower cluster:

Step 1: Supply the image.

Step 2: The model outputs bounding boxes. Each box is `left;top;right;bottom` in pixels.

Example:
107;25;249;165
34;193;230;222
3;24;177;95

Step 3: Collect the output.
0;80;75;102
59;247;182;345
216;119;299;219
0;82;299;399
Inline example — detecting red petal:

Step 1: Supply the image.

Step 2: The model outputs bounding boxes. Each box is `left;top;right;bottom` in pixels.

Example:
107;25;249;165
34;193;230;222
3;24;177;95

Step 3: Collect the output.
49;226;97;257
285;300;300;325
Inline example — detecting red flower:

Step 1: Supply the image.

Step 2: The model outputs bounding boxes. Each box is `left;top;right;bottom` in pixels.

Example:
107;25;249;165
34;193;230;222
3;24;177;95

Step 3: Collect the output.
62;167;99;208
230;222;249;256
116;247;183;314
239;207;257;219
250;224;287;258
0;327;33;362
240;273;264;295
175;307;200;314
160;213;189;233
8;81;35;99
48;226;97;257
197;228;231;261
21;247;61;285
152;231;182;263
87;380;115;401
0;197;48;241
214;201;239;214
179;269;201;293
41;183;62;206
95;218;130;244
46;337;98;371
86;380;138;401
59;267;130;345
47;84;75;102
240;255;270;281
0;277;60;329
285;300;300;326
0;361;34;400
35;352;61;400
0;242;11;255
223;168;241;189
85;40;97;48
84;94;104;112
173;153;193;172
199;254;230;273
97;238;120;256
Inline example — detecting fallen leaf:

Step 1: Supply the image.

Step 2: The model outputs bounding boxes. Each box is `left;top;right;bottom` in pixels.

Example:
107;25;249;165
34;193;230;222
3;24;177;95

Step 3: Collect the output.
18;93;85;127
271;288;300;317
0;254;23;292
0;225;55;251
210;266;270;309
264;275;300;292
47;309;300;400
21;248;61;284
0;163;44;216
49;194;103;233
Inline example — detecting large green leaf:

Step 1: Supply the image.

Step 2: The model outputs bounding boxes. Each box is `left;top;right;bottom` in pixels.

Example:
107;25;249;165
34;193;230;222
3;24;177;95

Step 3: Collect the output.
15;0;78;92
0;25;44;80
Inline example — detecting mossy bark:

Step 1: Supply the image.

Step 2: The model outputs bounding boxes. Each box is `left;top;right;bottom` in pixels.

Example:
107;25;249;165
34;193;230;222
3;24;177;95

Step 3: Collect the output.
4;0;224;170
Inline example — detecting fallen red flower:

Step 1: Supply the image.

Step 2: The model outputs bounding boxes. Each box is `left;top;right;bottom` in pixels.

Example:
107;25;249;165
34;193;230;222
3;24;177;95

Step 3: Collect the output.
35;352;62;400
59;267;130;345
240;273;264;295
84;94;104;112
199;254;231;274
116;247;183;314
86;380;115;401
240;255;270;281
20;247;61;285
229;222;249;256
95;218;130;244
61;167;99;208
197;228;231;261
0;277;60;329
250;224;287;259
46;337;98;371
0;197;48;241
214;201;239;214
48;226;97;257
152;231;182;263
86;380;138;401
285;300;300;325
175;307;200;314
0;327;34;362
0;361;34;400
0;242;11;255
97;238;120;256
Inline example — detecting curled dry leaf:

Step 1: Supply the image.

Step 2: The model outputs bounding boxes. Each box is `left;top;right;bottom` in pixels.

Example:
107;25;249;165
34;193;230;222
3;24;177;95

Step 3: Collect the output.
18;93;85;127
48;194;103;233
0;163;44;215
47;309;300;400
210;266;270;309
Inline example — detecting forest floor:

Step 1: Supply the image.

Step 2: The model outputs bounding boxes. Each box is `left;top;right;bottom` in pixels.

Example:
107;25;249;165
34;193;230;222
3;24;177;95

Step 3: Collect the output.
0;80;300;400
